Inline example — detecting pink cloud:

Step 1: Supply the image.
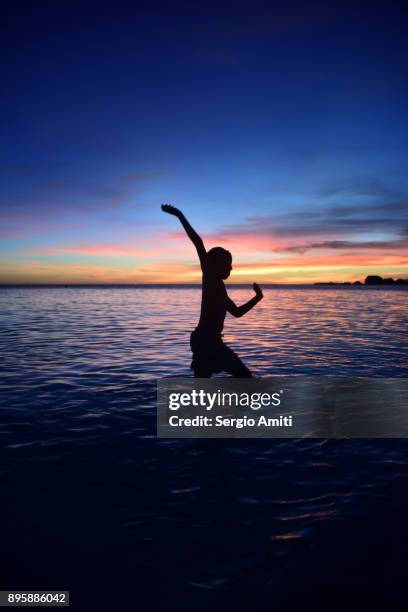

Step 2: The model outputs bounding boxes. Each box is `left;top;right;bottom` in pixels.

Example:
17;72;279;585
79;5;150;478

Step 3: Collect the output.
232;252;408;269
25;238;194;259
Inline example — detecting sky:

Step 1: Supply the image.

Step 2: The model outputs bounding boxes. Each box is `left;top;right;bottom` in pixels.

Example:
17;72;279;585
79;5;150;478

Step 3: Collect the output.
1;0;407;284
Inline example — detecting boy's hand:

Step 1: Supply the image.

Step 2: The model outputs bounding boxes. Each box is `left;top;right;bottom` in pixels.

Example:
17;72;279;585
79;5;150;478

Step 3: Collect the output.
161;203;183;218
253;282;263;299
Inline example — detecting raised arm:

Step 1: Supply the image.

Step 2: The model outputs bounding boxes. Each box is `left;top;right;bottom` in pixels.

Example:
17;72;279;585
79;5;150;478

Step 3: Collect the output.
161;204;207;269
227;283;263;317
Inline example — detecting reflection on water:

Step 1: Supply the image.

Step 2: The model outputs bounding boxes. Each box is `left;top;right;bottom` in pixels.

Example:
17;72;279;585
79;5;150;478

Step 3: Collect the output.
1;286;407;382
0;286;407;610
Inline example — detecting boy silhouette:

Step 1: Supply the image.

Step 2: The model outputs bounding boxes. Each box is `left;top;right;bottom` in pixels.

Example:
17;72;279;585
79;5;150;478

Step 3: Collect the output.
162;204;263;377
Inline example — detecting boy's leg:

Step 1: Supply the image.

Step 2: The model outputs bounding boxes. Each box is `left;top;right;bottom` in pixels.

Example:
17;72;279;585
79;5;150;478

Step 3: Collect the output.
221;345;252;378
190;330;213;378
193;367;213;378
224;358;252;378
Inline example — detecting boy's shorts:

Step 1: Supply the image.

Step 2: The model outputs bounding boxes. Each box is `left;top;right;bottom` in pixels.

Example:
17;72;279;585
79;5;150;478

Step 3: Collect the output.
190;328;248;376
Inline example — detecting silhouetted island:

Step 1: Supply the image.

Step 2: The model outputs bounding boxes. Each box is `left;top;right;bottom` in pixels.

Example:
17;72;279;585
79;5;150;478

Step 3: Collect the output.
315;276;408;286
364;275;408;285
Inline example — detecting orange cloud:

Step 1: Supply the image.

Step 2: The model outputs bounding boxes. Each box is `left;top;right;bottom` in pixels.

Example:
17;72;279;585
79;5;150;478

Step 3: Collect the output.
0;260;201;284
2;250;407;284
232;252;408;269
4;221;408;284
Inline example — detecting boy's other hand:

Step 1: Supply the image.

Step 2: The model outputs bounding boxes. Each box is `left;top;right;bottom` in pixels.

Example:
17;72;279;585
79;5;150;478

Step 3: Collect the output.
161;203;182;217
253;283;263;299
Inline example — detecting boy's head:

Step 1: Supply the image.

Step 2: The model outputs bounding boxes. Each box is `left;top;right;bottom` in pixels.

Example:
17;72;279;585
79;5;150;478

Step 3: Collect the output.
207;247;232;279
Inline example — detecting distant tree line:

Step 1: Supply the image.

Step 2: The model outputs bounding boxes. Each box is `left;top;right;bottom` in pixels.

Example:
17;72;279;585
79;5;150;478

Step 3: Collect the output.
364;275;408;285
315;276;408;286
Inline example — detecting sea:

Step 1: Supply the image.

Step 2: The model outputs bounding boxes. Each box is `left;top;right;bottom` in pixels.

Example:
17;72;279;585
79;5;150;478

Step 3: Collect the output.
0;285;407;611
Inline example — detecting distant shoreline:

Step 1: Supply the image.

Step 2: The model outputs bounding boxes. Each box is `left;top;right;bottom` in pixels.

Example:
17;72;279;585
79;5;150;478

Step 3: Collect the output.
1;283;407;289
315;275;408;287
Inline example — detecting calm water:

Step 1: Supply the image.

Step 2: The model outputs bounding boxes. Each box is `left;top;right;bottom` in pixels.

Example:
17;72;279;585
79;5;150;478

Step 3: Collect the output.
1;286;408;611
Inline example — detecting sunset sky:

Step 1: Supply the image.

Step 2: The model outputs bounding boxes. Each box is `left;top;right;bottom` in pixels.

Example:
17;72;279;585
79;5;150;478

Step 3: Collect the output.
1;1;407;284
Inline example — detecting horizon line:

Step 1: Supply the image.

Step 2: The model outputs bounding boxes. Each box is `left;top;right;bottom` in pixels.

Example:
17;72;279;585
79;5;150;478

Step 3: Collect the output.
0;282;317;287
1;281;407;288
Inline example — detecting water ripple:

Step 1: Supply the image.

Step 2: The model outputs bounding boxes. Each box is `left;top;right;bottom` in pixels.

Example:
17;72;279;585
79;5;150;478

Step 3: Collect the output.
1;286;408;607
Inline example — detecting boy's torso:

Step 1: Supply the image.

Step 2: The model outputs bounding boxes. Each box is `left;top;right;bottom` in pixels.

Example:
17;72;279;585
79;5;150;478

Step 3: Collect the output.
196;273;227;335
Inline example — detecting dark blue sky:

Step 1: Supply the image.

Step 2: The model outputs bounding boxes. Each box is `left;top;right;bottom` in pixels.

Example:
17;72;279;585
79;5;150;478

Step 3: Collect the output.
1;1;407;282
